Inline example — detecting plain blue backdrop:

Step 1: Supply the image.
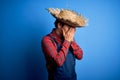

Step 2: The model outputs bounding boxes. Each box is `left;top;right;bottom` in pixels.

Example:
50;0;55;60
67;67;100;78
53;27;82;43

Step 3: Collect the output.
1;0;120;80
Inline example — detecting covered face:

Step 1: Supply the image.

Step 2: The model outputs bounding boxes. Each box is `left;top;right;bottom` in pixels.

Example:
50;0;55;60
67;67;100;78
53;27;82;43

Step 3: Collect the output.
62;24;76;34
57;21;76;38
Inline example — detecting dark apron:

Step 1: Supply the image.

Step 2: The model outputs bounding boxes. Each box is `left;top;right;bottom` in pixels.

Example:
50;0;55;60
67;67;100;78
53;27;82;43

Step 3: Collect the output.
48;35;77;80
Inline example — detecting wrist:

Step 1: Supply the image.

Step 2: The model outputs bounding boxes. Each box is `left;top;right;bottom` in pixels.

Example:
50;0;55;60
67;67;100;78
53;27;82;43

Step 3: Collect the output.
65;39;71;42
64;38;71;42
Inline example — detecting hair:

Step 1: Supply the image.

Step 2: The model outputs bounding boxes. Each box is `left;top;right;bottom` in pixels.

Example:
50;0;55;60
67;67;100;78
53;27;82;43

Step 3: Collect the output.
54;19;65;28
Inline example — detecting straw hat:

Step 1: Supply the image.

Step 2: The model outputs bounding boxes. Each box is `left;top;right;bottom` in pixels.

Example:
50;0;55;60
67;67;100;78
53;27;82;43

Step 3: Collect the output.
47;8;87;27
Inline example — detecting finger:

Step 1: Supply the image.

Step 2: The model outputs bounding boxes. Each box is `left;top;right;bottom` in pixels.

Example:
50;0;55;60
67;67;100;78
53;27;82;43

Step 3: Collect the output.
68;28;74;33
67;28;72;33
71;28;76;33
62;28;65;36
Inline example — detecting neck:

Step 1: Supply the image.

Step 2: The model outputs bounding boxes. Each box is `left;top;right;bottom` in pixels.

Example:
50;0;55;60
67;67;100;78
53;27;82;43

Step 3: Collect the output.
55;28;62;38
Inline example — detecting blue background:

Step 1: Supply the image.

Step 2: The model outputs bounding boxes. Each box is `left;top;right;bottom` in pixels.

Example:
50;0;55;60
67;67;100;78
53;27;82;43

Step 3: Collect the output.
1;0;120;80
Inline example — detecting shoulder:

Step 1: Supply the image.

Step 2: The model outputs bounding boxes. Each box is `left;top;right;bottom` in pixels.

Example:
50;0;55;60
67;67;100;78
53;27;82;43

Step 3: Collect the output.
41;35;57;47
41;35;51;43
41;34;55;44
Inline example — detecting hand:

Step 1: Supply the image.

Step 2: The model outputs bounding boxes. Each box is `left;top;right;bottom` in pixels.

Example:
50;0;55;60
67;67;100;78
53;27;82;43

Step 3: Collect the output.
62;27;76;42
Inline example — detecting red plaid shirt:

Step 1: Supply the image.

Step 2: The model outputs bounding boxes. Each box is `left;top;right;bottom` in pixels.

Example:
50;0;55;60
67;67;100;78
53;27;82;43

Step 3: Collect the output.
41;29;83;67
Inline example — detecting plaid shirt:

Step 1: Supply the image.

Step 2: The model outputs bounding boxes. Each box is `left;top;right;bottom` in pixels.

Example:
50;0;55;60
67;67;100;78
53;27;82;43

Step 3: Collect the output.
41;29;83;67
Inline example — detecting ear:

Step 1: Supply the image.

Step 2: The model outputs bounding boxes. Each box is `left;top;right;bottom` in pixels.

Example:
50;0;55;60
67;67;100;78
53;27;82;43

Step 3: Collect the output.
57;22;62;29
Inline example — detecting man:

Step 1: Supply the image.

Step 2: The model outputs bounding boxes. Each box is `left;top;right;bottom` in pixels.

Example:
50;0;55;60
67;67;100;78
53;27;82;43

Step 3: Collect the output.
41;8;87;80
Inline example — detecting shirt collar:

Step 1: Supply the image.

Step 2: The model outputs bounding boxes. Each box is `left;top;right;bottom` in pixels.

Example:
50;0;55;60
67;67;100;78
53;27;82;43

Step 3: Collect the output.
49;28;63;44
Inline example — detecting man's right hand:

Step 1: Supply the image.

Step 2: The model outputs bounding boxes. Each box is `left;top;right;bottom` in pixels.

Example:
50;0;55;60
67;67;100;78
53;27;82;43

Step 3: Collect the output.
62;27;76;42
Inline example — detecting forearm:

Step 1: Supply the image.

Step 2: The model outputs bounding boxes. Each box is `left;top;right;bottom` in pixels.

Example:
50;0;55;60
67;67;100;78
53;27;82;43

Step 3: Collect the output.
71;41;83;60
54;40;70;66
42;37;70;66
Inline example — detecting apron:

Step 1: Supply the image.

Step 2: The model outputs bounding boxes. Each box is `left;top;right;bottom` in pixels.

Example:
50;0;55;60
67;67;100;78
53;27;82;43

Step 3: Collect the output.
48;35;77;80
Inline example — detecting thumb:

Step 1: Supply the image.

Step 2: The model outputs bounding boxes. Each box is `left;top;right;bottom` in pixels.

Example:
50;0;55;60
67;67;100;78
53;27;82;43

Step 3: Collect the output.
62;28;65;36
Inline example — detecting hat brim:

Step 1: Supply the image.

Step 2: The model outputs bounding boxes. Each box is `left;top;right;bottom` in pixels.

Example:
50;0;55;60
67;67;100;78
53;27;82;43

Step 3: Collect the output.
47;8;87;28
